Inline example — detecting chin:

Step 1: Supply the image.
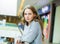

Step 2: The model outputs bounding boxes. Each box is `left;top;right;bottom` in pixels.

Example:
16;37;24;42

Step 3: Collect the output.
26;20;31;22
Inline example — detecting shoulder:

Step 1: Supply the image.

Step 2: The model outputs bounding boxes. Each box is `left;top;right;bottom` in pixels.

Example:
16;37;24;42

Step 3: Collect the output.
30;21;40;29
31;21;40;26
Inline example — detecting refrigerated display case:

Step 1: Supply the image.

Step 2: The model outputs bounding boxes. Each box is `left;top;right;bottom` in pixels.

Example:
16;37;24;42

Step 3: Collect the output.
37;4;52;42
37;3;56;43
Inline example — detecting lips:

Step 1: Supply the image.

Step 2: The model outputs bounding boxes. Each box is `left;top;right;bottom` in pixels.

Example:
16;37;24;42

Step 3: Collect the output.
26;18;29;20
26;17;29;19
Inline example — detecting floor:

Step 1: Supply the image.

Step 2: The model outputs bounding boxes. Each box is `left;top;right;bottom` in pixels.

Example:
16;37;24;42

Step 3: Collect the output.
42;39;60;44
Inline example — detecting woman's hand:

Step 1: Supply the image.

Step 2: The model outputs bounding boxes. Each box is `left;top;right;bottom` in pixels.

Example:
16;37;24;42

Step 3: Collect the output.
16;40;22;44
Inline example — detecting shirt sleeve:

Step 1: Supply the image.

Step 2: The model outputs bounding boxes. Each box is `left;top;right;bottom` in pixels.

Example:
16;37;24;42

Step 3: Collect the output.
21;22;40;43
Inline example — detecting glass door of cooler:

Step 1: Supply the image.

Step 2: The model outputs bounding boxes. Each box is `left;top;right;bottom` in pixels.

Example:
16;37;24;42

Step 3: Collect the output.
37;4;52;43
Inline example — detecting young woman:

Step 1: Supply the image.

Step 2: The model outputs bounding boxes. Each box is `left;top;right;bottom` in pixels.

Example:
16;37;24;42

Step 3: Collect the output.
17;5;43;44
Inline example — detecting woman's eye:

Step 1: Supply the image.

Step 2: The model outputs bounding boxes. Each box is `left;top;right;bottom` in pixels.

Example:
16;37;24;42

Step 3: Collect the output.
28;13;31;15
24;13;32;15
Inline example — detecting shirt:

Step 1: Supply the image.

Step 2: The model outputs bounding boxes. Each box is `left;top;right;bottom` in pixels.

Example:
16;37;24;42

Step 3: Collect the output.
18;23;24;30
21;21;42;44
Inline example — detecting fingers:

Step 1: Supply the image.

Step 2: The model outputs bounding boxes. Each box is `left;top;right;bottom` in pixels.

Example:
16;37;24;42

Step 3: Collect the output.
16;40;22;44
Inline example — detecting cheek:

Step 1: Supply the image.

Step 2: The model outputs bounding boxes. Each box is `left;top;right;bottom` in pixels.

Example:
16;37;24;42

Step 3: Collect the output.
29;15;34;20
24;15;27;18
30;15;33;18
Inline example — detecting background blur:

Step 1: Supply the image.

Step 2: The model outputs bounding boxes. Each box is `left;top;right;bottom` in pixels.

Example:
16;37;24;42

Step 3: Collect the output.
0;0;60;44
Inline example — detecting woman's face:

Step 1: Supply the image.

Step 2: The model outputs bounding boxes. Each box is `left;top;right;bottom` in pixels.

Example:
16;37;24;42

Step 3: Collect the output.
24;8;35;23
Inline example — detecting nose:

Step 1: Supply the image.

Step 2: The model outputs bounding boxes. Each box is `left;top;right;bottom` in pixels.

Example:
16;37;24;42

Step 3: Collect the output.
26;13;29;16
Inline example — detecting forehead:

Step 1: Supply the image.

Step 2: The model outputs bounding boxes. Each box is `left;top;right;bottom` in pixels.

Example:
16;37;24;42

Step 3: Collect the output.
24;8;33;13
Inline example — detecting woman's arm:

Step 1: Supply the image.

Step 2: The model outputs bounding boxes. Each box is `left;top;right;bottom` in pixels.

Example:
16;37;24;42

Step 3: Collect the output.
21;22;40;43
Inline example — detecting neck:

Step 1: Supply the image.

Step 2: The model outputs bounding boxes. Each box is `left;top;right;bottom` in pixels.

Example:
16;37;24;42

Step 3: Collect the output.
26;21;31;26
28;22;31;25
